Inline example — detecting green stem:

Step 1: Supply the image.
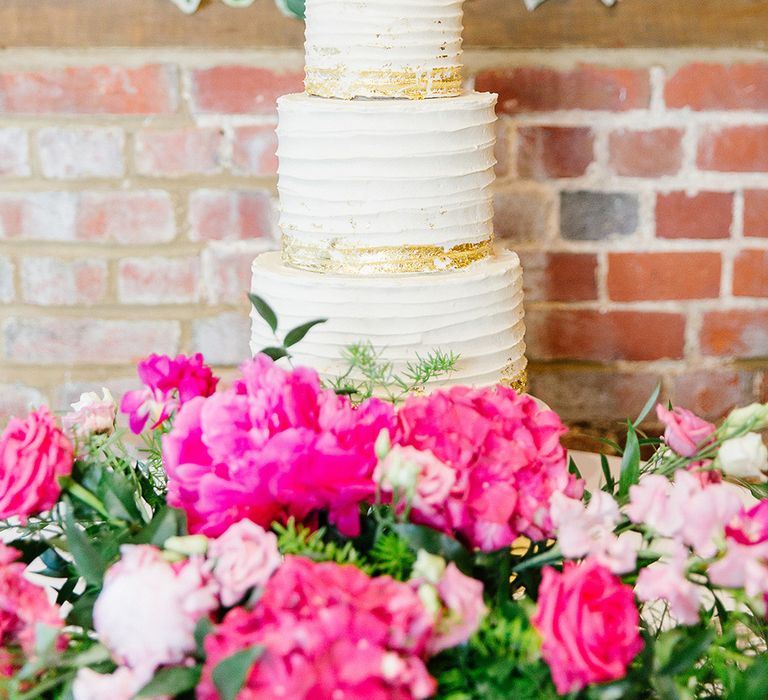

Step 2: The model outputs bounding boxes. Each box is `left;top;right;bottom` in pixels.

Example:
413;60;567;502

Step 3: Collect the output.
63;481;111;520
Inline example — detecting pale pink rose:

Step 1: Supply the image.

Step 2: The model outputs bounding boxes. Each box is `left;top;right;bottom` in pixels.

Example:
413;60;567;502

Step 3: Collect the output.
93;545;218;673
0;407;73;520
532;559;643;695
62;388;116;443
72;666;167;700
209;519;282;607
656;405;716;458
635;544;701;625
428;563;487;655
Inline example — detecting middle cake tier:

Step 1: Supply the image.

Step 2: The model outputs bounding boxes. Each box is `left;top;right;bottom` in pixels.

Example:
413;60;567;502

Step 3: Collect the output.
277;91;498;274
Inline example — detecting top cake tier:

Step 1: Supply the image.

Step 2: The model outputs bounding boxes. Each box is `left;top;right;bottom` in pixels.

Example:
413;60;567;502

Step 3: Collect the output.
304;0;465;100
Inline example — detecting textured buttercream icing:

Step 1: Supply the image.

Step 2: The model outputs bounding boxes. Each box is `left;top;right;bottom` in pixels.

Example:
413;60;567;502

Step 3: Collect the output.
277;91;498;274
305;0;464;99
250;250;527;389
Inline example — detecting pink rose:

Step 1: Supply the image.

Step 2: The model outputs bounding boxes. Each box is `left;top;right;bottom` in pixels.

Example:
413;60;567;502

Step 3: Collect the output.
62;388;117;443
532;559;643;694
93;545;218;674
209;519;282;607
428;563;487;655
0;407;73;520
121;353;218;434
656;405;716;458
73;667;167;700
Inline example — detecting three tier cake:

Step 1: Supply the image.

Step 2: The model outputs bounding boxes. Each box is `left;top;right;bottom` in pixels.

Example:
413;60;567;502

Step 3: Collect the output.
250;0;527;390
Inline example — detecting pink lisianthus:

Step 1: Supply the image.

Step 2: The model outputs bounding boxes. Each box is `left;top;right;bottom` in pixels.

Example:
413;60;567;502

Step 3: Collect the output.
198;556;437;700
72;667;167;700
93;545;218;674
0;544;64;668
0;407;73;521
62;388;116;444
209;519;282;607
394;386;582;551
656;405;716;458
163;355;395;537
121;353;218;434
532;559;643;695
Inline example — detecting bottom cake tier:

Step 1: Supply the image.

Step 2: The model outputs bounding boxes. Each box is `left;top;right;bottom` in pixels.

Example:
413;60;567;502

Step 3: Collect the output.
250;248;527;390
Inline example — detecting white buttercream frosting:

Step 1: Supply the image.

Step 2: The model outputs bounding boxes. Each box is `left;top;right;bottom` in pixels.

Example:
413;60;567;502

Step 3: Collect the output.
250;249;527;388
304;0;464;99
277;91;498;271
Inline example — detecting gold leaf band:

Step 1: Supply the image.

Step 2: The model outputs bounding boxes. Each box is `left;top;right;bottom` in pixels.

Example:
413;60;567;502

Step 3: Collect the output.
281;235;494;275
500;368;528;395
305;66;463;100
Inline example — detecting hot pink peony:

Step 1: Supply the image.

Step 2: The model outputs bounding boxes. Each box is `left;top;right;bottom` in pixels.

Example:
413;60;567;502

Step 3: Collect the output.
0;407;73;520
657;405;716;458
163;354;395;537
209;519;282;607
532;559;643;695
62;388;117;443
394;386;582;551
93;545;218;674
121;353;218;434
428;563;487;655
198;556;436;700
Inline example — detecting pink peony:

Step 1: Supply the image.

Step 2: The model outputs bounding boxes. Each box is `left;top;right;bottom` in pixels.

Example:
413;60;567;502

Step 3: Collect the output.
394;386;582;551
209;519;282;607
121;353;218;434
428;563;487;655
163;355;395;537
635;543;701;625
73;667;167;700
198;556;436;700
93;545;218;674
0;407;73;520
532;559;643;695
62;388;116;443
656;405;716;458
0;544;63;666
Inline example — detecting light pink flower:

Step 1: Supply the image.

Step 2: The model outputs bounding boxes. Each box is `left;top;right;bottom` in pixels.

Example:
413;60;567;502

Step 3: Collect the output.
635;543;701;625
627;475;681;537
656;405;716;458
62;388;116;443
93;545;218;674
73;667;166;700
532;559;643;695
0;407;73;520
428;563;487;655
209;519;282;607
121;353;218;434
395;386;582;551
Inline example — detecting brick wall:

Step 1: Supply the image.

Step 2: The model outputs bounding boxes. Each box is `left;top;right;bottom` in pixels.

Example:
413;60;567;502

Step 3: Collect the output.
1;48;767;435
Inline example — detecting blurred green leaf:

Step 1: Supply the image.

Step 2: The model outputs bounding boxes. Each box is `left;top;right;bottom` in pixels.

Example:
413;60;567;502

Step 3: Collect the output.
248;293;278;333
259;346;289;362
213;646;264;700
132;506;186;546
63;503;107;587
138;666;201;697
284;319;326;348
392;523;472;573
634;382;661;425
619;423;641;499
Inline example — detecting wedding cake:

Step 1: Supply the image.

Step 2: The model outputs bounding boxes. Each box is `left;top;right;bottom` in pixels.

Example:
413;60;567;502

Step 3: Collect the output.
251;0;527;390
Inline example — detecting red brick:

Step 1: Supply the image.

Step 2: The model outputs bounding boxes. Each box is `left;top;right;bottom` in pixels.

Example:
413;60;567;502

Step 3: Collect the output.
701;310;768;358
0;192;76;241
76;191;176;244
670;370;757;420
202;242;275;305
744;190;768;238
519;251;598;302
118;256;201;305
517;126;594;179
0;257;13;303
0;384;47;426
526;309;686;361
135;127;223;177
189;190;274;241
656;191;733;240
21;257;107;306
607;252;721;301
38;127;124;179
609;128;683;177
189;66;303;115
2;317;180;364
476;65;650;114
0;128;29;176
493;186;555;242
698;126;768;172
734;249;768;297
231;125;278;176
665;63;768;111
0;65;178;114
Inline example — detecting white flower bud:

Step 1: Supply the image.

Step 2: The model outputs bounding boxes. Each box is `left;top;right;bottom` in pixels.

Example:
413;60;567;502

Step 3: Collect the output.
722;403;768;433
716;433;768;482
375;429;392;461
412;550;447;584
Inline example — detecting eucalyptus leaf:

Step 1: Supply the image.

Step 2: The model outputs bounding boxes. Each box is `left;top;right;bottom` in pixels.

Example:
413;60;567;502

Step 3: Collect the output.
213;645;265;700
138;665;202;697
132;506;186;546
63;503;107;587
248;293;278;333
284;319;327;347
618;422;641;499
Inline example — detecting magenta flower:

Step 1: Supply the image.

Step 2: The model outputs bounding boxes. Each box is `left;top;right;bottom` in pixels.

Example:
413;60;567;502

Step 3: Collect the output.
120;353;219;434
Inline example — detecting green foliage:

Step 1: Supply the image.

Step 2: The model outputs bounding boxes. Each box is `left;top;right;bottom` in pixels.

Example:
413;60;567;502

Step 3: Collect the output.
273;517;368;570
368;531;416;580
213;646;264;700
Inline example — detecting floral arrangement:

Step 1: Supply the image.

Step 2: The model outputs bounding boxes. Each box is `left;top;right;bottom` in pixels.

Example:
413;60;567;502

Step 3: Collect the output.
1;303;768;699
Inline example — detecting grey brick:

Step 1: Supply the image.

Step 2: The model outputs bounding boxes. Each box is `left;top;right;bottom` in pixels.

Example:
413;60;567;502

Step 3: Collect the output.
560;191;639;241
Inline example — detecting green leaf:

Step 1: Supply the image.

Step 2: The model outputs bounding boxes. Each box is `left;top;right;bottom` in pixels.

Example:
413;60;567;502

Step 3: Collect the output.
63;502;107;587
259;346;289;362
66;589;99;630
195;616;214;657
248;293;278;333
600;454;615;493
55;578;78;606
138;665;201;697
132;506;186;546
284;319;326;347
212;645;264;700
98;468;143;522
568;456;583;480
731;655;768;698
618;422;641;499
392;523;472;573
634;381;662;426
657;628;714;677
